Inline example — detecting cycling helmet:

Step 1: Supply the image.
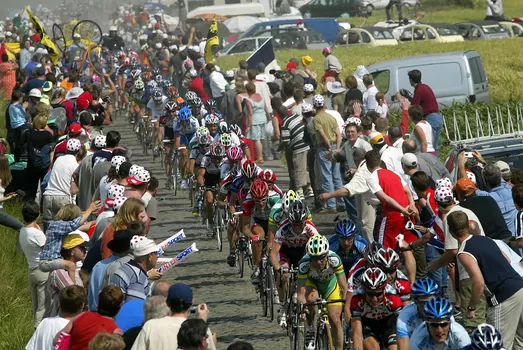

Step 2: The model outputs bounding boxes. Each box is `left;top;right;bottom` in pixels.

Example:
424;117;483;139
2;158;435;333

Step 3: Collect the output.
363;241;384;266
134;79;144;90
471;324;504;350
306;235;329;257
258;169;277;184
250;178;269;199
205;99;217;110
190;96;203;108
210;142;226;157
130;69;141;80
162;80;172;88
335;219;357;237
155;74;163;83
178;107;191;121
220;133;232;147
147;80;158;89
152;89;163;101
204;114;220;125
198;134;212;147
373;247;400;271
241;160;257;180
226;146;243;161
361;267;388;291
165;100;178;112
152;68;161;76
287;200;308;224
167;86;178;99
424;297;454;320
185;91;197;102
178;101;188;110
282;190;298;213
196;126;209;137
229;124;243;137
219;121;229;134
117;51;126;59
411;278;440;298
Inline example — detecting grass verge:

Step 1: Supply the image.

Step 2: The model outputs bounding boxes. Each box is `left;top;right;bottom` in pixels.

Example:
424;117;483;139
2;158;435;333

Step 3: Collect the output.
0;200;33;350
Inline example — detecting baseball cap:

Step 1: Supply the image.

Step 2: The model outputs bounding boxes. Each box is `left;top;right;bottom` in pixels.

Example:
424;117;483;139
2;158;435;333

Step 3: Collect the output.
285;61;297;71
62;231;89;249
127;168;151;186
401;153;418;168
454;178;477;195
130;235;158;257
68;123;82;134
76;92;93;111
42;81;53;92
434;186;453;204
167;283;193;304
368;131;385;146
322;47;331;54
29;89;42;98
494;160;511;175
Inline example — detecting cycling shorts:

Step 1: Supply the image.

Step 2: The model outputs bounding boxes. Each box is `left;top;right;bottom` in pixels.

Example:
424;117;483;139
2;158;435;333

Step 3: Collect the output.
204;172;221;188
164;128;175;142
179;134;193;146
278;245;306;269
361;317;397;348
251;217;268;234
305;278;343;307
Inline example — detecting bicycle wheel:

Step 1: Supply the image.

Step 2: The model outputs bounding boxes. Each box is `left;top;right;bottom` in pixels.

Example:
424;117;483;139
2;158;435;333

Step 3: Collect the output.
52;23;66;52
266;266;276;322
316;323;332;350
188;177;194;207
238;245;245;278
290;316;303;350
72;20;102;45
260;263;268;317
173;153;179;196
88;45;111;76
214;206;223;251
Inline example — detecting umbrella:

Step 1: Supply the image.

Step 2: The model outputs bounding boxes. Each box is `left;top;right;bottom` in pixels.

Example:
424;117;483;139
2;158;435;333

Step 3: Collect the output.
223;16;265;34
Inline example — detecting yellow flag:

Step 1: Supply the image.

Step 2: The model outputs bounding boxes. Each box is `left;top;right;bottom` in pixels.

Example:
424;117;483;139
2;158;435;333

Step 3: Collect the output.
4;42;20;60
25;7;60;64
204;16;219;64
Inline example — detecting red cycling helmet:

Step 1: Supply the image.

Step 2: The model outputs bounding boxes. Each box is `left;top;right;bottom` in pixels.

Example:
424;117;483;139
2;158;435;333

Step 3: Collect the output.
361;267;388;291
241;160;257;180
250;178;269;199
258;169;277;183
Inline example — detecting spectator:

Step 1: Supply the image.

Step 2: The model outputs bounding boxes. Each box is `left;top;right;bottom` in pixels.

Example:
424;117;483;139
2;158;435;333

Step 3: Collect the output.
88;333;125;350
449;211;523;349
244;82;269;164
343;76;363;108
485;0;504;20
110;235;160;302
93;131;121;167
92;148;128;197
227;341;254;350
132;283;217;350
362;74;378;112
50;87;75;124
326;81;346;113
312;94;342;213
404;70;443;154
178;319;211;350
142;176;159;221
26;285;86;350
494;160;512;185
409;104;435;154
0;53;18;118
0;154;23;228
55;286;125;349
321;47;342;79
20;66;47;94
206;64;226;107
375;92;388;119
285;61;305;89
19;201;46;328
368;131;404;175
509;185;523;251
43;231;89;318
52;123;84;161
98;155;125;205
301;55;317;81
402;140;450;182
40;81;53;105
8;90;29;160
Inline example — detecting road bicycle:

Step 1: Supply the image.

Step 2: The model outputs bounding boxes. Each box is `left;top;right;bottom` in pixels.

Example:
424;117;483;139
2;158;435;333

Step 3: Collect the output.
138;115;153;154
281;267;300;338
171;146;187;196
258;247;277;322
233;211;253;278
201;186;227;251
298;298;346;350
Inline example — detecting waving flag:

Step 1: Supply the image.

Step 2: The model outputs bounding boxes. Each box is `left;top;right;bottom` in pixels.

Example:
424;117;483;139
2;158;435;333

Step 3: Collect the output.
204;16;219;64
25;7;60;64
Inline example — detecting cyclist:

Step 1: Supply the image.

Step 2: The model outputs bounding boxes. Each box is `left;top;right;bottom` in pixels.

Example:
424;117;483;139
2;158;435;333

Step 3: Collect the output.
130;79;146;126
162;100;178;187
373;247;412;304
197;142;226;228
462;324;505;350
397;278;441;350
219;132;235;178
242;178;281;284
349;267;403;350
204;98;223;119
191;134;213;215
270;200;318;327
146;88;167;155
409;297;470;350
229;124;252;160
328;219;368;276
257;169;284;197
204;113;220;139
189;96;204;123
230;159;262;209
298;235;346;350
173;107;199;190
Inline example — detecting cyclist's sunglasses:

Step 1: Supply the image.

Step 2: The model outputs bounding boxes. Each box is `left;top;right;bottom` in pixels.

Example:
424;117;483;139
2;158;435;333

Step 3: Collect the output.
311;254;328;261
365;290;384;297
428;321;450;328
254;197;268;203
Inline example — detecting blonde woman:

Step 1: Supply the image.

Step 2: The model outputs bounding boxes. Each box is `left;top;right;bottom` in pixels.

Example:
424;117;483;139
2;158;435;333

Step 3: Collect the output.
101;197;148;259
375;92;389;119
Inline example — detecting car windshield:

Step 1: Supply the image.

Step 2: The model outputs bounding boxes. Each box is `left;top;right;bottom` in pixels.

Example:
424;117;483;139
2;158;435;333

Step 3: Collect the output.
436;26;459;36
369;29;394;39
481;24;505;33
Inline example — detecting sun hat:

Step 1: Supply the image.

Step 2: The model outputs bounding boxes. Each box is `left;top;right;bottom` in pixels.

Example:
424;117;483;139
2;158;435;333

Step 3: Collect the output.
454;177;477;196
62;230;89;249
66;138;82;152
401;153;418;168
326;81;347;94
167;283;193;304
301;55;313;67
66;87;83;100
130;235;158;257
29;89;42;98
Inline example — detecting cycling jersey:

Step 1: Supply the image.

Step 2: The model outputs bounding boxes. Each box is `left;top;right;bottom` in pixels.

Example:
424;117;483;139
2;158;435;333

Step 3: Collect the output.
242;191;281;220
275;219;319;248
409;321;471;350
391;270;411;302
130;90;146;106
213;132;241;147
350;287;403;320
268;201;313;231
219;168;241;195
190;146;209;167
200;154;222;187
173;117;199;145
397;303;456;339
146;96;168;121
298;250;345;304
231;169;263;195
328;235;367;274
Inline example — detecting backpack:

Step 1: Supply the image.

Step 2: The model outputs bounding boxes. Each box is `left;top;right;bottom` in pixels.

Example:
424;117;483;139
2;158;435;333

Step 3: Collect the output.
33;143;54;170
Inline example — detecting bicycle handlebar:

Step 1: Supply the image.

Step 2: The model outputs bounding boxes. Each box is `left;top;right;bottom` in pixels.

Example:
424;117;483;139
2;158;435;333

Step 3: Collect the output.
302;298;345;307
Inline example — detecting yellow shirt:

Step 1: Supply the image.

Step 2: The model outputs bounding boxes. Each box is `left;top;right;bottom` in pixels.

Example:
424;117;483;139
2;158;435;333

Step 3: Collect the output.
313;111;338;146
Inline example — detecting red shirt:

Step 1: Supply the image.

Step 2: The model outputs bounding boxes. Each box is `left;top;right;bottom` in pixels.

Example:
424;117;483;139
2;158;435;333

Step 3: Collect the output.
188;77;209;103
69;311;119;350
367;168;408;215
412;83;439;116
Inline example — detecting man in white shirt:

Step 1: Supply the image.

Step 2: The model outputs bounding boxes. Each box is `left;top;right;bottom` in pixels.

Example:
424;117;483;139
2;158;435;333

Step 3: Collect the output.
26;285;85;350
485;0;503;19
206;63;227;107
362;74;379;111
368;131;404;175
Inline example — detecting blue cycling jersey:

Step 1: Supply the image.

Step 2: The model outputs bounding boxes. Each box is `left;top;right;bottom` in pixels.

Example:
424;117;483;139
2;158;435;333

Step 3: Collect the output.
409;321;471;350
173;117;199;137
328;235;367;273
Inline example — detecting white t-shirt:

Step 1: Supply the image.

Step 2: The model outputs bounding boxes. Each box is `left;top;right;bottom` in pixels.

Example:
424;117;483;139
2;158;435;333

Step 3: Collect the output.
19;226;46;269
363;85;379;111
26;316;69;350
379;145;404;175
44;154;79;197
142;191;152;207
376;103;389;119
96;210;115;227
410;121;435;153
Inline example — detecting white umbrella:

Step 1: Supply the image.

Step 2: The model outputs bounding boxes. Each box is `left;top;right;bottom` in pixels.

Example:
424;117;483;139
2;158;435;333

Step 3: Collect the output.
224;16;265;34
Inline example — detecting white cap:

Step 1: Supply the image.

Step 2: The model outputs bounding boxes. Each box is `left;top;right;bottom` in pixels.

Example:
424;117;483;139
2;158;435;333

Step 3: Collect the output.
5;31;12;36
130;235;158;257
29;89;42;98
401;153;418;168
191;45;200;53
155;42;162;49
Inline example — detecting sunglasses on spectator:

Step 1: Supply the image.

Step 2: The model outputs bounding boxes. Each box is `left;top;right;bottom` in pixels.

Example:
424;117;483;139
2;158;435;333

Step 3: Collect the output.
428;321;450;328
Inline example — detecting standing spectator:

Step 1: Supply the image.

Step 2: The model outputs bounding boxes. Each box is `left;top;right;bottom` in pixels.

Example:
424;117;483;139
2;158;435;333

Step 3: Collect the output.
510;184;523;251
402;140;450;181
321;47;342;79
0;53;17;119
178;319;212;350
55;285;124;349
302;103;322;208
404;70;443;154
50;87;75;124
301;55;317;82
368;131;404;175
206;64;227;107
312;94;342;213
375;92;388;119
485;0;504;20
244;82;270;164
409;105;435;154
132;283;217;350
19;201;47;328
495;160;512;185
92;130;121;167
110;235;160;302
88;333;125;350
344;76;363;108
26;285;86;350
0;154;23;229
20;66;47;94
449;211;523;349
8;90;29;160
362;74;378;112
327;81;346;113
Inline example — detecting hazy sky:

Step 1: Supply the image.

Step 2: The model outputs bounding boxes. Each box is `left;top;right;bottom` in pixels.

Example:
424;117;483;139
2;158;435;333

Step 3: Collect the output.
1;0;62;22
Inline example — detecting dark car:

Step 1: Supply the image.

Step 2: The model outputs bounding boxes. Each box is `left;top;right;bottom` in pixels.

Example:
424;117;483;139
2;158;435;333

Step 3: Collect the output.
299;0;363;19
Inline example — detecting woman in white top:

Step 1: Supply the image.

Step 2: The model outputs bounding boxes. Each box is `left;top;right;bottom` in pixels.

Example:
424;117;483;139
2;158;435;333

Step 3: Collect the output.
409;105;435;154
375;92;388;119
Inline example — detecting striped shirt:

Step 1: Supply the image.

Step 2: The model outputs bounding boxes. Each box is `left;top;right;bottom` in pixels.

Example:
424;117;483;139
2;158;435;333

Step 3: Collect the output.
44;269;83;318
110;260;150;302
281;112;310;154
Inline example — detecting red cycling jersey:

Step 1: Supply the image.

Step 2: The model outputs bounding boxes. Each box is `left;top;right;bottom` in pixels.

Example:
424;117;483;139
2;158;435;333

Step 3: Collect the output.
350;288;403;320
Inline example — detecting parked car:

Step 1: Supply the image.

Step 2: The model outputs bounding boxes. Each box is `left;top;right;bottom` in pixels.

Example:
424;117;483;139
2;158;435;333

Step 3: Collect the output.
362;0;420;14
366;50;490;110
457;21;510;40
398;23;464;43
299;0;362;21
335;27;398;47
218;37;271;56
499;21;523;37
373;19;419;40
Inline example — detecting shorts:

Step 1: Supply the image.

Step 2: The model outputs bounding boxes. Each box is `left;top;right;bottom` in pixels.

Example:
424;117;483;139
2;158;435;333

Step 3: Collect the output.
305;278;343;307
361;317;397;348
377;212;416;249
164;128;175;142
251;217;268;234
180;135;191;146
42;195;72;222
204;172;221;188
247;124;266;141
279;245;306;268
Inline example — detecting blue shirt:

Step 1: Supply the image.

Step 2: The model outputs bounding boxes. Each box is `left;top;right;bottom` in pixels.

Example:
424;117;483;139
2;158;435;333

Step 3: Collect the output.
477;180;517;234
110;260;150;302
88;255;120;311
8;104;26;129
39;216;82;261
20;78;46;94
398;303;456;338
328;235;367;273
115;299;145;332
24;61;37;77
409;321;471;350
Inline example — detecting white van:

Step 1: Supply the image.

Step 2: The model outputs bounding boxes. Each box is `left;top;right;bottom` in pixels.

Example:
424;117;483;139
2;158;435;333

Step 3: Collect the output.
366;50;490;109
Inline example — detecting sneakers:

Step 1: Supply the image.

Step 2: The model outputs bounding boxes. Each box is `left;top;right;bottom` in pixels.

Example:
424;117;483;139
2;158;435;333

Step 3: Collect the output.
227;252;236;267
251;266;260;285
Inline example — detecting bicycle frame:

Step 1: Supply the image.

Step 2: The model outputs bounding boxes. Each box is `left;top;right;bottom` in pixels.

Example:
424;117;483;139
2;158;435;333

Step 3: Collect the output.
300;298;346;350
